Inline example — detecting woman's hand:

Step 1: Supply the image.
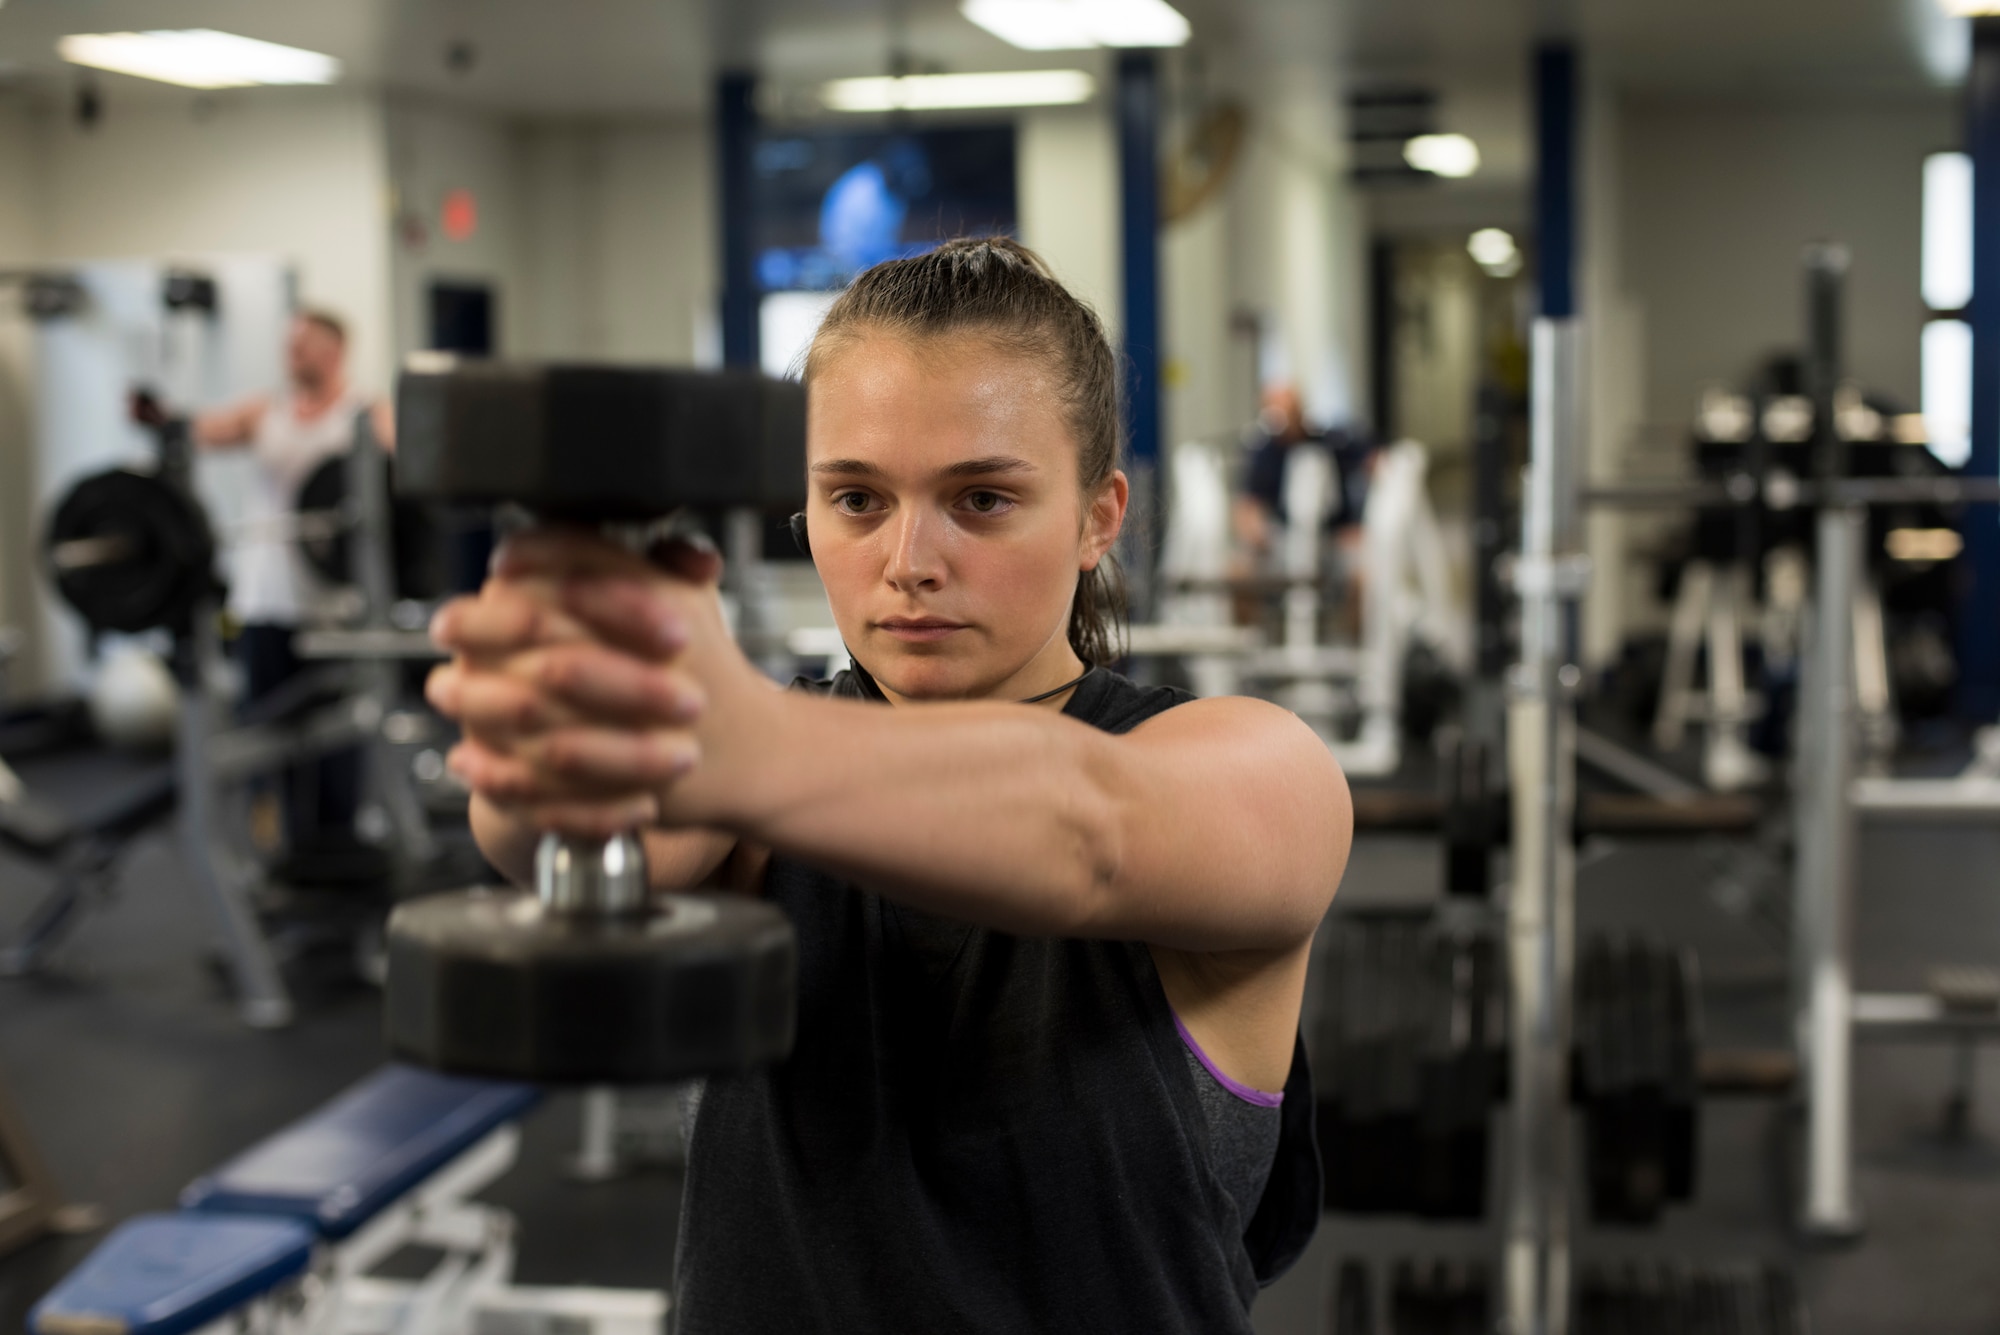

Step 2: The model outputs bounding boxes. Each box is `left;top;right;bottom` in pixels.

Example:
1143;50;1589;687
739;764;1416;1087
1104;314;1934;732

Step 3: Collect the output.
426;527;736;839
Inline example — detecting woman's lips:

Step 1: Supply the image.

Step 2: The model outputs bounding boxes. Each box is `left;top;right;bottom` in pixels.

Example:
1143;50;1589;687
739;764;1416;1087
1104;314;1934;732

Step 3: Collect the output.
876;618;968;643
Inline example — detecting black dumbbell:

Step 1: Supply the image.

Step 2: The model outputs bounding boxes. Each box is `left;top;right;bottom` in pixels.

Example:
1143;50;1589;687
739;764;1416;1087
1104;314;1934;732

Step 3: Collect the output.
384;360;805;1084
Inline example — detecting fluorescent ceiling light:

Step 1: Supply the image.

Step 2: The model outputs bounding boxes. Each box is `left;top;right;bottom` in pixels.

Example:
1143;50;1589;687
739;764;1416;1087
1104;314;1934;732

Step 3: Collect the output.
1404;133;1481;179
1940;0;2000;15
962;0;1190;50
1924;151;1972;311
822;70;1095;112
58;29;340;89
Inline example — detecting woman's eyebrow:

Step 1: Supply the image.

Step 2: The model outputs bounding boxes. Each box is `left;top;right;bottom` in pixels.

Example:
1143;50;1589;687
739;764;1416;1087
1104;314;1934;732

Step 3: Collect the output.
811;458;882;476
939;455;1037;479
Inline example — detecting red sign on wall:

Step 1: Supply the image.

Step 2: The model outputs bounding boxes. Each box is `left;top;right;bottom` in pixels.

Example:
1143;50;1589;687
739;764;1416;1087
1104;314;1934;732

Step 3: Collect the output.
441;188;478;243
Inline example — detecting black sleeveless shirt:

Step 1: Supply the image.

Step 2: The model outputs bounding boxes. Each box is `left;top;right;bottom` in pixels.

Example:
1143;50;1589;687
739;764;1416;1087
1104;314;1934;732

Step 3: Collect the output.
671;667;1321;1333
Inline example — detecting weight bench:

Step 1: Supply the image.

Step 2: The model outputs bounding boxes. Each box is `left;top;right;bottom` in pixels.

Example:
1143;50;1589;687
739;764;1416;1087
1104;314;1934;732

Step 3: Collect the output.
0;749;177;977
29;1066;668;1335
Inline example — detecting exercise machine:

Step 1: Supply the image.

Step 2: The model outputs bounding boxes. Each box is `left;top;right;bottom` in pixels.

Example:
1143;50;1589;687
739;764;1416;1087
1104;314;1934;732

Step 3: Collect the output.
28;401;449;1023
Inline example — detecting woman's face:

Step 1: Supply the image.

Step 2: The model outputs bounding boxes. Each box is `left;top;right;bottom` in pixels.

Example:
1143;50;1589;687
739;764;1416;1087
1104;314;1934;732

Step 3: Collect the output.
805;329;1126;702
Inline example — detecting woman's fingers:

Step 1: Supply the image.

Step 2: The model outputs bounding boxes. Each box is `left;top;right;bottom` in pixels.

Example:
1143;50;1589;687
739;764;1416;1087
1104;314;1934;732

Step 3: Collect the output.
558;577;699;660
430;650;701;736
644;533;725;586
492;527;652;581
431;586;585;656
532;643;705;723
429;663;565;737
448;728;697;804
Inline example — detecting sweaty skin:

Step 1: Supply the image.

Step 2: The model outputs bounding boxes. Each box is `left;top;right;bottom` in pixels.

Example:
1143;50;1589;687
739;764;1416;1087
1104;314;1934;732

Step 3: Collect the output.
429;330;1352;1094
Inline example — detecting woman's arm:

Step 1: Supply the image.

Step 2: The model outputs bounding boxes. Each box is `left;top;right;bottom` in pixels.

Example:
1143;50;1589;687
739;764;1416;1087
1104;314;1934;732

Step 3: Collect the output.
437;534;1349;953
668;683;1349;952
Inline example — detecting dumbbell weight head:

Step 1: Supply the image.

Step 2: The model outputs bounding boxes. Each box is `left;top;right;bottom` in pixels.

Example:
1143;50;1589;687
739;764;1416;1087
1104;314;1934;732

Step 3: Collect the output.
394;360;807;518
386;832;797;1084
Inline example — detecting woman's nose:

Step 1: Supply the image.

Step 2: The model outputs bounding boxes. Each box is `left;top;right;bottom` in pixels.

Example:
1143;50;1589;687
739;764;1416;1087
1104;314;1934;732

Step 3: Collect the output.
885;507;946;590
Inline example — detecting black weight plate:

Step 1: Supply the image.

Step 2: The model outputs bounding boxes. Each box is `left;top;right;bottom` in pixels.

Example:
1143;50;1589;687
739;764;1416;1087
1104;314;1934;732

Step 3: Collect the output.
296;454;353;584
386;887;797;1084
45;468;215;633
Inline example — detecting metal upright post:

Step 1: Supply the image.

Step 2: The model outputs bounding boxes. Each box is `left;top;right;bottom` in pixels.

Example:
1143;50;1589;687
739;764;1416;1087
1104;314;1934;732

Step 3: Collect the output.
349;410;434;864
1117;50;1162;620
1504;41;1584;1335
1794;244;1864;1238
175;610;294;1029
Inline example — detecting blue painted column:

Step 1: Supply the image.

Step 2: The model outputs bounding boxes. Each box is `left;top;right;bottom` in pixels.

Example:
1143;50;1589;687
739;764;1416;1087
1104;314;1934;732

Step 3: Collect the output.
1961;19;2000;719
716;71;760;370
1116;51;1161;481
1534;44;1578;320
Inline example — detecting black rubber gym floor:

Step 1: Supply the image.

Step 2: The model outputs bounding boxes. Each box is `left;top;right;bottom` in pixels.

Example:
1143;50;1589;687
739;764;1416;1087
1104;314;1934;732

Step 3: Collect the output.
4;762;1999;1332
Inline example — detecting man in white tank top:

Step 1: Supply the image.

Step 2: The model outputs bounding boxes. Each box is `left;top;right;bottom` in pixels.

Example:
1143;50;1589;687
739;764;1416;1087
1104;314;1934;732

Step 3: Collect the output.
194;309;393;862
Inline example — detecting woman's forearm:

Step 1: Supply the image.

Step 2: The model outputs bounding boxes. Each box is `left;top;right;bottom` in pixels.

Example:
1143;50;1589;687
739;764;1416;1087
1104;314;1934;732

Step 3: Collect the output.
670;690;1124;936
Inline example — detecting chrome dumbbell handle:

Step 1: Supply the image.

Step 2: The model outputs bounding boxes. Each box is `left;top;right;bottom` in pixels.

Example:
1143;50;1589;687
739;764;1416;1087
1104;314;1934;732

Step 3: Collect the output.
535;831;651;917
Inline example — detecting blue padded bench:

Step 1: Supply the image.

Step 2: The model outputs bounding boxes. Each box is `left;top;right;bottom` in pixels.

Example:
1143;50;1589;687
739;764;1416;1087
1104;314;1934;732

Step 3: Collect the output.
179;1066;538;1239
30;1066;539;1335
29;1215;315;1335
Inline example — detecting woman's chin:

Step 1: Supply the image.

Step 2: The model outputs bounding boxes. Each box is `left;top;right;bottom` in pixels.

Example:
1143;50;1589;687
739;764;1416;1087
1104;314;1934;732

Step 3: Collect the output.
861;646;999;701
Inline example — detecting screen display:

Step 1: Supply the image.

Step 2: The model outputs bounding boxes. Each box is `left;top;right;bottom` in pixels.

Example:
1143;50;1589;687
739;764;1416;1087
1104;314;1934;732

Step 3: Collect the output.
752;126;1018;291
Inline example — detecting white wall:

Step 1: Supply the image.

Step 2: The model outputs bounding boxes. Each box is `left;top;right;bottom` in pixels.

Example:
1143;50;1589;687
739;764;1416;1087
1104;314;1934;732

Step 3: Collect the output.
515;119;715;364
1018;105;1121;344
1227;74;1366;433
1578;91;1953;660
386;100;529;357
33;86;395;396
0;91;39;676
1620;93;1954;423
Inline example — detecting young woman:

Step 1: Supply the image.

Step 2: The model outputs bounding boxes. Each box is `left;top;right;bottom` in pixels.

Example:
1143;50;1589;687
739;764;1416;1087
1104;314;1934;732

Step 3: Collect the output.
426;238;1352;1332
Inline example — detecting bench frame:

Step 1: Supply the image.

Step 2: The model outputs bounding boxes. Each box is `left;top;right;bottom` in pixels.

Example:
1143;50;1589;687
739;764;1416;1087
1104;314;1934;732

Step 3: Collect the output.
0;1074;63;1260
164;1123;663;1335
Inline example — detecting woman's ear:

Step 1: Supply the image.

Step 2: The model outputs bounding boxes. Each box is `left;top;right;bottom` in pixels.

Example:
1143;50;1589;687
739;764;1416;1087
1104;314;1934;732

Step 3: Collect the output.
1079;470;1129;572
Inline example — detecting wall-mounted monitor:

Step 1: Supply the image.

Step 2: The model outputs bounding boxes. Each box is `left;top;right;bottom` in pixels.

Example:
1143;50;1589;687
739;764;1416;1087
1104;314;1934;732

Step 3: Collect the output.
752;126;1018;292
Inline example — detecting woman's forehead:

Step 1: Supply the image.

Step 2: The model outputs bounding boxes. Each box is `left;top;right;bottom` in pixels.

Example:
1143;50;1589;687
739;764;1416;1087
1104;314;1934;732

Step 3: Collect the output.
806;330;1073;473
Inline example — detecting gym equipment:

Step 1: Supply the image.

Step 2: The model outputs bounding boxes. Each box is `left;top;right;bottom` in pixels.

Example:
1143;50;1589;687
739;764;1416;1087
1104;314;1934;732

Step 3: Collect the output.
0;716;177;976
385;361;803;1085
1315;916;1500;1220
1315;917;1701;1228
1588;251;2000;1235
43;467;218;637
30;1065;668;1335
1331;1255;1803;1334
1573;937;1700;1225
30;403;457;1025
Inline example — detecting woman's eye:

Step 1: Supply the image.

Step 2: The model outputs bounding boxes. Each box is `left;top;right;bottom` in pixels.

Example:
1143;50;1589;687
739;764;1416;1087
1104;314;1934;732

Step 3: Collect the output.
966;491;1006;514
833;492;872;514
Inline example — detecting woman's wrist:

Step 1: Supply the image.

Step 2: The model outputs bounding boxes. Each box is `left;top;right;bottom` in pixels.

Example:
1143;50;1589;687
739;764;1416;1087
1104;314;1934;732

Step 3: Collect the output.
654;659;799;835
